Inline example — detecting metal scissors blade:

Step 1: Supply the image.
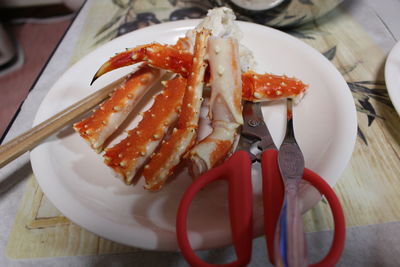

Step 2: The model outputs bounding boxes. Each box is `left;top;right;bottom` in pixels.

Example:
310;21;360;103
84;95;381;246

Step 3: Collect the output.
275;99;307;267
240;101;277;152
278;99;305;184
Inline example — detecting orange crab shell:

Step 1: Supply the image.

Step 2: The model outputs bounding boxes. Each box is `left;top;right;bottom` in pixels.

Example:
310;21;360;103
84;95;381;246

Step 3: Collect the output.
73;66;161;152
143;29;211;191
177;29;211;129
92;43;308;102
143;127;197;191
103;76;187;184
92;43;192;84
241;71;308;101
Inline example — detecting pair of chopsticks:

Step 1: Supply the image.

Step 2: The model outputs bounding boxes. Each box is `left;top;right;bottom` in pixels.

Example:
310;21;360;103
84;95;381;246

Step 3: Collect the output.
0;77;126;169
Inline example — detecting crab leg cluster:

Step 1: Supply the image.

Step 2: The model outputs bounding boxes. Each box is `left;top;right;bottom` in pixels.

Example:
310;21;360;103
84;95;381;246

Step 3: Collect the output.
75;28;308;191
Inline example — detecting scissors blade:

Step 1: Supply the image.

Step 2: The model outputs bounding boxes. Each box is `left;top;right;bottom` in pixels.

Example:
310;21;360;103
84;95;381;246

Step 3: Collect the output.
276;99;307;266
278;144;304;183
278;100;304;183
235;134;257;162
241;101;277;151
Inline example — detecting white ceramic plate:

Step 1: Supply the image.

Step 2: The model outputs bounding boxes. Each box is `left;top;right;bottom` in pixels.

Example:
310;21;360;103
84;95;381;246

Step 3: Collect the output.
31;20;357;251
385;41;400;115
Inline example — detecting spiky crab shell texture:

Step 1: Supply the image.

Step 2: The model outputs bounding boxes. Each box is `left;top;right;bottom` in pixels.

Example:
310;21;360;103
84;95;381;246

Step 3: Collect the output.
103;76;187;184
143;29;211;191
73;66;162;152
92;43;308;102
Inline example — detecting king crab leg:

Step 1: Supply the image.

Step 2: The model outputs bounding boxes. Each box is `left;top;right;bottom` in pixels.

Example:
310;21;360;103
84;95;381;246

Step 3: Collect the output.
241;71;307;102
206;37;243;125
91;43;193;85
188;120;239;177
92;43;307;102
73;65;163;152
173;37;192;51
103;76;186;184
187;37;242;177
142;29;211;191
77;37;192;152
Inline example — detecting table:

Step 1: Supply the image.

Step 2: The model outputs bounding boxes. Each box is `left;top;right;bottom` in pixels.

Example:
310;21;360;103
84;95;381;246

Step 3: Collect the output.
1;0;400;266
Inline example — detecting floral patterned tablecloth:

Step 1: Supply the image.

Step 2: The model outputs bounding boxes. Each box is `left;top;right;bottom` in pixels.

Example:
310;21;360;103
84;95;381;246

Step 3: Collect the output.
5;0;400;259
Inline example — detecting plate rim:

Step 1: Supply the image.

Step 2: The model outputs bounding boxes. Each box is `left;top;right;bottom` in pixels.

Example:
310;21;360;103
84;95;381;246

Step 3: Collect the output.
30;19;357;251
385;40;400;115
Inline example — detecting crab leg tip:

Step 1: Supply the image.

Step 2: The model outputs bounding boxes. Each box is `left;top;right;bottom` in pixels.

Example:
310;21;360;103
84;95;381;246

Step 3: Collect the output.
90;75;98;85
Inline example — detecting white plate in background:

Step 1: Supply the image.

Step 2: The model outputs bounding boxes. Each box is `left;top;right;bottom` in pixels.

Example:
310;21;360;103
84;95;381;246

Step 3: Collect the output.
385;40;400;115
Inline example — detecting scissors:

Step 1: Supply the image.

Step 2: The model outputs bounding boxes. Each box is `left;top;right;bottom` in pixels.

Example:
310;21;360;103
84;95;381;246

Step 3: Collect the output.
176;100;346;267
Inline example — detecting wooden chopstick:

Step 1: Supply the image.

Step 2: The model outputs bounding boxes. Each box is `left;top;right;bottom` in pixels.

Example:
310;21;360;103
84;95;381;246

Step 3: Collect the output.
0;76;126;169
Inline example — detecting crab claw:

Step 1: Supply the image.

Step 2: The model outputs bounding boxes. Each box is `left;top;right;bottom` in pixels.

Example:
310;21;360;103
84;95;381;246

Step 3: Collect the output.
91;43;193;85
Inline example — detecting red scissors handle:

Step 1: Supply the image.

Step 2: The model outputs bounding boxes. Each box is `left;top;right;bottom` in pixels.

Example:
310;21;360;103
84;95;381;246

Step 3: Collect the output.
177;150;345;267
176;150;253;267
261;150;346;267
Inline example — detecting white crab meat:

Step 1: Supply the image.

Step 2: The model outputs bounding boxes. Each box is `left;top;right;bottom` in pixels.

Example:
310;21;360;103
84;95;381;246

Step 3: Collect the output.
186;7;255;72
188;37;243;177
